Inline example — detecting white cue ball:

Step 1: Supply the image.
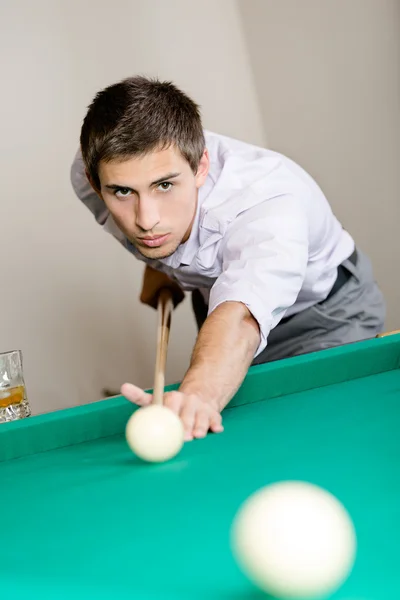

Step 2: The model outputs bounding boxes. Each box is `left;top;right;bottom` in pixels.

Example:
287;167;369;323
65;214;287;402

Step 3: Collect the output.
125;405;184;463
231;481;356;599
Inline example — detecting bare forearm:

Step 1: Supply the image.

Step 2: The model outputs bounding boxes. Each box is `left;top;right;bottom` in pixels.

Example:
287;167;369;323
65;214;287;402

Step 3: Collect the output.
179;302;260;411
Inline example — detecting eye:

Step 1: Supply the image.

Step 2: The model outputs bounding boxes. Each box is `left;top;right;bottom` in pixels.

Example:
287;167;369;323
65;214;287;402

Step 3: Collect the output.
115;187;132;198
157;182;173;193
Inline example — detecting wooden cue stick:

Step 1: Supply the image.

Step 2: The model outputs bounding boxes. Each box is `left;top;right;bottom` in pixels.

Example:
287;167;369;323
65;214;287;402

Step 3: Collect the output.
376;329;400;338
152;288;174;405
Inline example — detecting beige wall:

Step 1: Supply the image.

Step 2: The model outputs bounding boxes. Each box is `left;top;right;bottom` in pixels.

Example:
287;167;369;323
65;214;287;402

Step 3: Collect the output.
3;0;397;416
239;0;400;330
1;0;265;414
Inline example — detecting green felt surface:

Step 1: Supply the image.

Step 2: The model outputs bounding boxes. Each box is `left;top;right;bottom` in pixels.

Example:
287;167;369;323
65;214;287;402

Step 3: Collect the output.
1;337;400;599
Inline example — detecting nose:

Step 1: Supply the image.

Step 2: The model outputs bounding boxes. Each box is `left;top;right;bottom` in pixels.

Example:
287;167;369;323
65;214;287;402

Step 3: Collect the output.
135;197;160;232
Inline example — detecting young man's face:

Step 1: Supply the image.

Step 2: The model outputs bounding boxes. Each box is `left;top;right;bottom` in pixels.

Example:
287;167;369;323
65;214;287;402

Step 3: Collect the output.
97;145;209;260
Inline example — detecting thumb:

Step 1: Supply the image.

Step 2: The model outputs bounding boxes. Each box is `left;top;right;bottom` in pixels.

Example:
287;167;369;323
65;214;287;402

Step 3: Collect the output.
121;383;152;406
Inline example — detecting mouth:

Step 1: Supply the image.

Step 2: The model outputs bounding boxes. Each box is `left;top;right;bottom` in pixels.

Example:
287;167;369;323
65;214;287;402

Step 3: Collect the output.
138;234;170;248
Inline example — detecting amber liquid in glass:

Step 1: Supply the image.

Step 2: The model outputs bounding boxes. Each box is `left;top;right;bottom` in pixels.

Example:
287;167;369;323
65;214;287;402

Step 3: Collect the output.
0;385;25;408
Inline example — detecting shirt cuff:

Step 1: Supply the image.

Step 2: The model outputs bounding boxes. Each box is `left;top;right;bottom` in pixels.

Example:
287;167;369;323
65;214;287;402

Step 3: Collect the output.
208;282;275;357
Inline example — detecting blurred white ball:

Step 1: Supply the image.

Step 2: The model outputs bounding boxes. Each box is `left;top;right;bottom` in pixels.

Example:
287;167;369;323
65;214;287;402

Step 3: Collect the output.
126;405;184;463
231;481;356;598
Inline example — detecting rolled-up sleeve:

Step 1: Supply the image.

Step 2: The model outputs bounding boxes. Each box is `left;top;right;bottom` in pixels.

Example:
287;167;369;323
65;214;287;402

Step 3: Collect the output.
208;195;309;356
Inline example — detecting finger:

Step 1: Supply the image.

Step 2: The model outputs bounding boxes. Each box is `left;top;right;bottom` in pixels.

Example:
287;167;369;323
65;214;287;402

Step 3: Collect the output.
193;410;211;439
210;412;224;434
120;383;152;406
179;400;197;441
163;392;184;415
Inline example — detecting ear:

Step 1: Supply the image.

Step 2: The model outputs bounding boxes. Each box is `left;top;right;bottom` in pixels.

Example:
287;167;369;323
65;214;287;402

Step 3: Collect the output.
195;149;210;189
85;169;102;197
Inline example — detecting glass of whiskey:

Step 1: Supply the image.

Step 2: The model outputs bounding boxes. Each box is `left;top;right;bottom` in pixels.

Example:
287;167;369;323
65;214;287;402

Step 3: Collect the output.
0;350;31;423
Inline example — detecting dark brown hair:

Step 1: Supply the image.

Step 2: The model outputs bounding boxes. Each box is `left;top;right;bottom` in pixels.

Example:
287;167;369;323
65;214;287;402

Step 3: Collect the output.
80;76;205;189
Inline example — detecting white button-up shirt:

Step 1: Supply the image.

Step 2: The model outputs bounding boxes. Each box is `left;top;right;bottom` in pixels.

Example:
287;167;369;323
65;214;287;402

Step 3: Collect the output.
71;131;354;356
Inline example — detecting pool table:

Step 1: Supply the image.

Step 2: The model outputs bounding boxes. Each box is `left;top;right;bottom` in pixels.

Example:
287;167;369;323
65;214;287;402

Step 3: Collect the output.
1;334;400;600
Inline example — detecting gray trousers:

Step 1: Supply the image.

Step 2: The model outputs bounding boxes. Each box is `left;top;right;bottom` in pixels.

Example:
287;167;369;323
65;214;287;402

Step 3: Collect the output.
191;249;386;365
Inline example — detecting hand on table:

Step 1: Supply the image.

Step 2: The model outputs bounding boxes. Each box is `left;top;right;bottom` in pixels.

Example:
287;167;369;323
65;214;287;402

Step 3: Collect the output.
120;383;224;441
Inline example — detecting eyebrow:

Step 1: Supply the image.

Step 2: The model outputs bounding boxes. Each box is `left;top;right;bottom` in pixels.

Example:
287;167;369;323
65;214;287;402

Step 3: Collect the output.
105;172;181;192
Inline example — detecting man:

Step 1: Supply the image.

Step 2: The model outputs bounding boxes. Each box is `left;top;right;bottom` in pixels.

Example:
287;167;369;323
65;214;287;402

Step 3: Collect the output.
71;76;385;440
